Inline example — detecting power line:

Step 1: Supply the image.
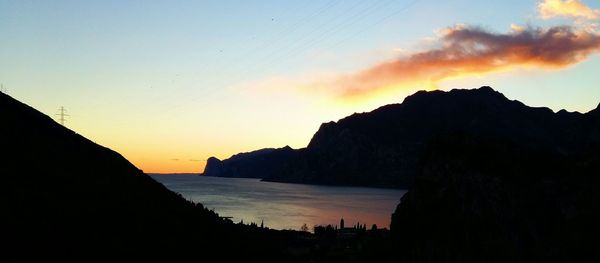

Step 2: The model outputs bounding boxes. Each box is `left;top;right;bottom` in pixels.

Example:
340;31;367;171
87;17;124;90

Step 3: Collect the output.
141;0;344;113
227;0;420;91
76;1;421;128
239;0;395;78
74;1;358;125
56;106;69;126
115;0;345;122
103;0;342;119
134;1;387;122
329;0;421;49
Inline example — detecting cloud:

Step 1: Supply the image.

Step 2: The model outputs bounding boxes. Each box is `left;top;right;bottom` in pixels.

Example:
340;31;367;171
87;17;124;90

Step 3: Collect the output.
322;25;600;97
538;0;599;20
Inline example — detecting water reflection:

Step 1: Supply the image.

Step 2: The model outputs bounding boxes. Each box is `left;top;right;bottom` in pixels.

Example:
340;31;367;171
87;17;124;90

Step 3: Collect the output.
151;175;407;230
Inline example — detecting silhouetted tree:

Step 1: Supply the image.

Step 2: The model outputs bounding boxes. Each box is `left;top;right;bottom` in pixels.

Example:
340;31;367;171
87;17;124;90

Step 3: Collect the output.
300;223;309;232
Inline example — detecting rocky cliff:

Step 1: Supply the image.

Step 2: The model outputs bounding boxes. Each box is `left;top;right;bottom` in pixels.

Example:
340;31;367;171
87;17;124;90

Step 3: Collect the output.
202;146;297;178
208;86;598;188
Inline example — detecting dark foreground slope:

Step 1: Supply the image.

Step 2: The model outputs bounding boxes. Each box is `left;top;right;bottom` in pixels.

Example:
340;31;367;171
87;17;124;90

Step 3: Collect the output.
390;131;600;262
205;87;599;188
0;92;301;261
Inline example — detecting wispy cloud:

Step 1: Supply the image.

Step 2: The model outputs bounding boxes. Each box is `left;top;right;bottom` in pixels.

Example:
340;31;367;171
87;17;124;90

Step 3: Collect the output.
248;1;600;101
316;24;600;97
538;0;599;20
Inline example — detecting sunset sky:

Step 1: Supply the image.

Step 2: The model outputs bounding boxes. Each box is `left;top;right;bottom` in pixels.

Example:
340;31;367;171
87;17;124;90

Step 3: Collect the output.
1;0;600;173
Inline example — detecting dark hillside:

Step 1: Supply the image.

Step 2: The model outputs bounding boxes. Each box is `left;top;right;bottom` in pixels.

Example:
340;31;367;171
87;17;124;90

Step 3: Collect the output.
0;92;296;261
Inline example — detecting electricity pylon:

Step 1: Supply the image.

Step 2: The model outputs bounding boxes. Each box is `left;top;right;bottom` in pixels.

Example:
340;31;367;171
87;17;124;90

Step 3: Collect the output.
56;106;69;125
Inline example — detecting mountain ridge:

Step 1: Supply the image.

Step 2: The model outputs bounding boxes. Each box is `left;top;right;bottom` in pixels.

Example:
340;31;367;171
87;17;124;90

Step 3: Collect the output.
203;86;600;188
0;92;295;261
202;146;296;178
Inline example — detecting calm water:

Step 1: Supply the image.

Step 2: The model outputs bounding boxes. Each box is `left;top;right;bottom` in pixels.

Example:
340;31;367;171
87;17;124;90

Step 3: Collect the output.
151;174;406;231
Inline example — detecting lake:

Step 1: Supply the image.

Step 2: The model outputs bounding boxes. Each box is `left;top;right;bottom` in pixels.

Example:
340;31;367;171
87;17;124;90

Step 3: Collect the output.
151;174;406;231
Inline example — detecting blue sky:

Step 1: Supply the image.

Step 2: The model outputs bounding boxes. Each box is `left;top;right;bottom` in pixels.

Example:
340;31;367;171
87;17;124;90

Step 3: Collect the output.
1;0;599;172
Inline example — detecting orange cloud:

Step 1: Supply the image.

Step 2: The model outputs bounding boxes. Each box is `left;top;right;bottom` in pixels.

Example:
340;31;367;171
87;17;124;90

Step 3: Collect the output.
328;25;600;97
538;0;599;20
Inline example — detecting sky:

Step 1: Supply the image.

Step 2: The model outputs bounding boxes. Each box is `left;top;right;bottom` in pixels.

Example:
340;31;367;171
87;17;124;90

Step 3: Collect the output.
1;0;600;173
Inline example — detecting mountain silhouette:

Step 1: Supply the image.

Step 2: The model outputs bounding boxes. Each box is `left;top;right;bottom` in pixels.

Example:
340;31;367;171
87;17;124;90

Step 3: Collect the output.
204;86;600;188
6;86;598;262
389;130;600;262
0;93;297;261
203;146;296;178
